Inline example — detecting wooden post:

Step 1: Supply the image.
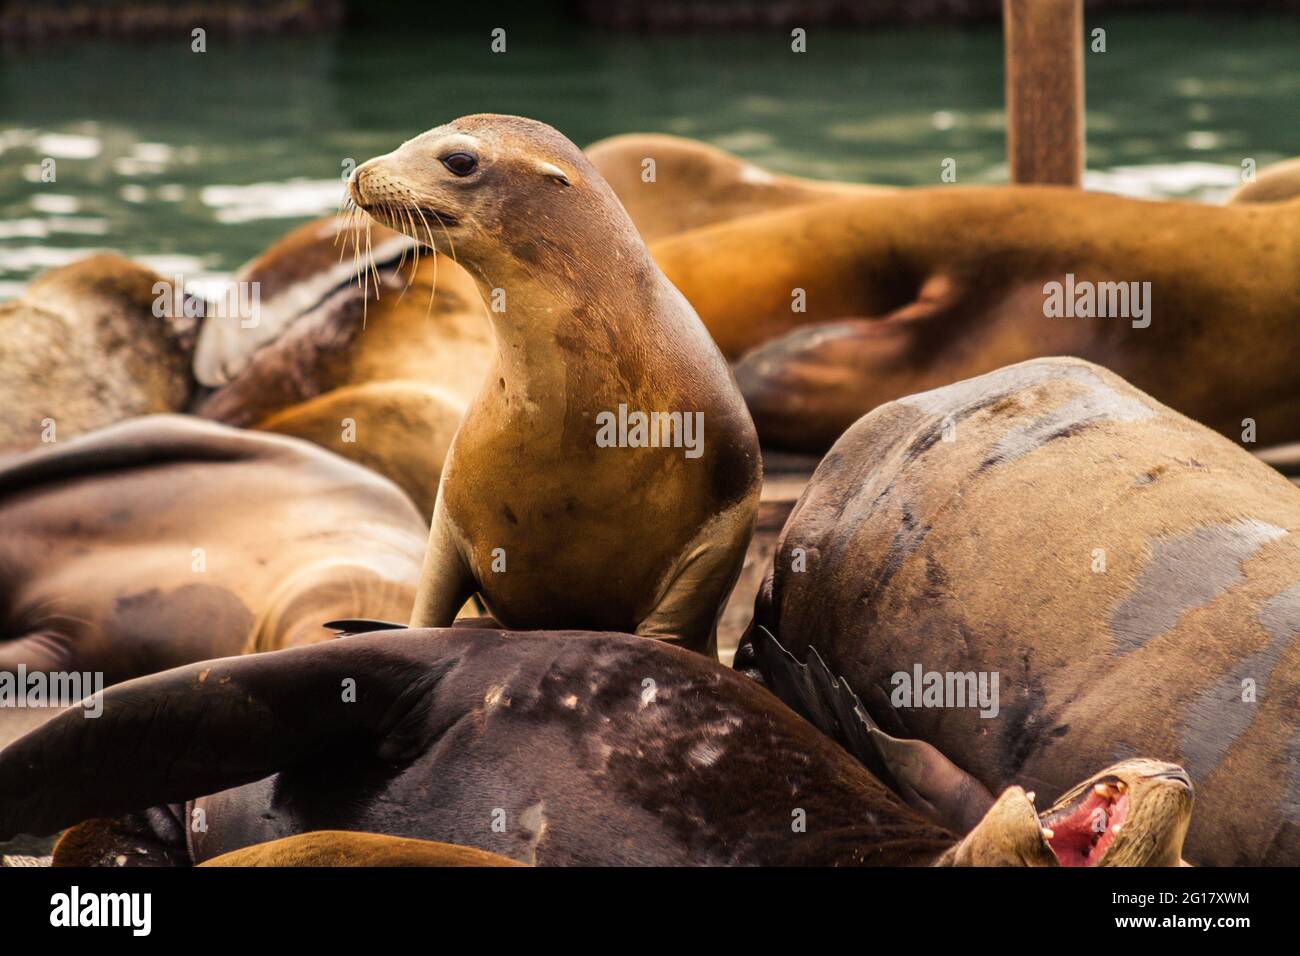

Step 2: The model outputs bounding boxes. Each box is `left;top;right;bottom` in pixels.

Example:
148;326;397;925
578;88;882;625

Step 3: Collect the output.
1003;0;1085;186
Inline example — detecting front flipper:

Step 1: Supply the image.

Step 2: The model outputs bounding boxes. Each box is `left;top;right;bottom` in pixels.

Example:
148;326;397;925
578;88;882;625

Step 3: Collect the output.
636;494;758;659
409;497;478;629
750;626;995;835
0;634;441;843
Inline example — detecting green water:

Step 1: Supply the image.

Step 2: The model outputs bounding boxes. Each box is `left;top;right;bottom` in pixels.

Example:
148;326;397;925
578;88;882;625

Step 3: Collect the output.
0;13;1296;297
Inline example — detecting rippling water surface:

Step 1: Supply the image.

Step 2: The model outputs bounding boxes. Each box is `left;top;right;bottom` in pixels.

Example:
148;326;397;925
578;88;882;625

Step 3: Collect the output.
1;13;1297;298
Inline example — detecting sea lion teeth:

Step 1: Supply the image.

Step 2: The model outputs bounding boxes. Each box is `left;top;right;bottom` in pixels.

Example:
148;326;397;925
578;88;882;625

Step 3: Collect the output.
1026;791;1035;803
742;357;1266;864
1;626;1188;868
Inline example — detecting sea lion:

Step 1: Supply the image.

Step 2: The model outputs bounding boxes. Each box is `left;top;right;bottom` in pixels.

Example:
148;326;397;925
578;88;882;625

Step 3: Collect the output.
193;216;492;519
1229;156;1300;204
585;133;885;242
0;414;426;749
649;187;1300;452
195;832;525;867
0;626;1193;866
740;357;1300;865
0;255;194;453
348;114;762;655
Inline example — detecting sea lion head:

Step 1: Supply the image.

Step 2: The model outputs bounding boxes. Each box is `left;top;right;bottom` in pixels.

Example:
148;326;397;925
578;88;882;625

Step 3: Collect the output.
26;253;197;349
348;114;639;274
939;759;1193;866
1038;758;1194;867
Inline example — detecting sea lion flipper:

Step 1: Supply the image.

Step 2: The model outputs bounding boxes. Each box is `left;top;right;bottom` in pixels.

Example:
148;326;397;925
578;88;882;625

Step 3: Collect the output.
733;319;902;452
409;501;479;629
859;728;996;836
637;505;756;657
749;628;845;744
0;637;435;842
751;626;995;835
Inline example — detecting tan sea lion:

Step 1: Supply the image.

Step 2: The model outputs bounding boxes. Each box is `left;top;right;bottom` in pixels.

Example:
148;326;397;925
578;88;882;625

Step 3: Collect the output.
348;114;762;655
649;188;1300;452
193;216;492;519
0;414;426;750
198;832;526;868
585;132;886;242
0;627;1192;866
741;357;1300;865
1229;156;1300;204
0;255;194;453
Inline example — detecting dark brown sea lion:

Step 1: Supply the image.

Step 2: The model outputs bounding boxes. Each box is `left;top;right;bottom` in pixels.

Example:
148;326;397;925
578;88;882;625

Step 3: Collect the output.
0;255;194;453
197;832;526;867
348;114;762;655
586;133;885;242
0;627;1192;866
193;216;492;519
1229;157;1300;204
649;188;1300;452
0;414;426;750
741;357;1300;865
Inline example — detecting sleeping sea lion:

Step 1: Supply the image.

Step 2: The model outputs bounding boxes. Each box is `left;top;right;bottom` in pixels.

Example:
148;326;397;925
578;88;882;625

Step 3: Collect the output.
348;114;762;655
1229;156;1300;204
0;414;426;749
0;255;194;453
0;626;1192;867
585;132;886;242
195;832;525;867
193;216;492;519
648;187;1300;452
741;357;1300;865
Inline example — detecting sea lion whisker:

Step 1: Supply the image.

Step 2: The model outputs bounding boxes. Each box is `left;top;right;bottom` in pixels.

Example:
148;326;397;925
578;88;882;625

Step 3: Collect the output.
368;214;384;295
410;205;441;317
430;210;458;265
400;206;422;300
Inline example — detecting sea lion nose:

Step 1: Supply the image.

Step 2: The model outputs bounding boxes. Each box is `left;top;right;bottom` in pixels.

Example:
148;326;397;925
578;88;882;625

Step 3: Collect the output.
1154;767;1194;792
349;165;371;205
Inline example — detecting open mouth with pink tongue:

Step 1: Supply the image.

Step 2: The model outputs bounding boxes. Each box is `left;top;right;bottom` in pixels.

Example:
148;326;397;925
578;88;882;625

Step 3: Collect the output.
1040;779;1129;867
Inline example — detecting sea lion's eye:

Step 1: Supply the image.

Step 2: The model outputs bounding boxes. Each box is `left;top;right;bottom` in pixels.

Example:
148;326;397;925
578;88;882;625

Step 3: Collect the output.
442;152;478;176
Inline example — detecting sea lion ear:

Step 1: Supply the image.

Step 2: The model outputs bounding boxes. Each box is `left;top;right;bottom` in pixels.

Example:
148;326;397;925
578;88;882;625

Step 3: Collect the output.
0;634;433;841
936;787;1058;867
535;161;572;186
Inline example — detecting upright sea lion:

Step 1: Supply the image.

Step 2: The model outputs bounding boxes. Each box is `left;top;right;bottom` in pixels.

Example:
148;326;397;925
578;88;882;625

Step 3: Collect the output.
741;357;1300;865
0;414;426;749
348;114;762;654
586;133;886;242
0;627;1193;866
1229;156;1300;204
0;255;194;453
649;188;1300;452
193;216;492;519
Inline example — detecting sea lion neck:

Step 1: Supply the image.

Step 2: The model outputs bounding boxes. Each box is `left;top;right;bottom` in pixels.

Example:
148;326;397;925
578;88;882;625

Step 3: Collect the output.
457;240;674;410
